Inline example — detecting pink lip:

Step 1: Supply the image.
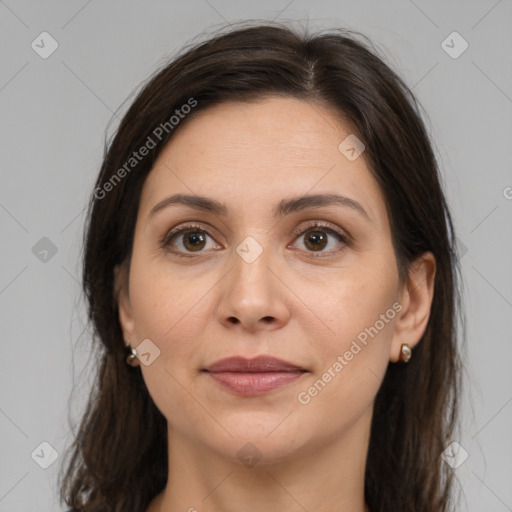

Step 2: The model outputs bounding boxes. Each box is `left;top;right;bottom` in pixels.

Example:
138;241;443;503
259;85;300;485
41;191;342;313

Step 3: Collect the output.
203;356;307;396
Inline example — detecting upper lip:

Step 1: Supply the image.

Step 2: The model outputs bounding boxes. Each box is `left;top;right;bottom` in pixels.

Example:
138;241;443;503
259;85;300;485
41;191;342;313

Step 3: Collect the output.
203;356;306;373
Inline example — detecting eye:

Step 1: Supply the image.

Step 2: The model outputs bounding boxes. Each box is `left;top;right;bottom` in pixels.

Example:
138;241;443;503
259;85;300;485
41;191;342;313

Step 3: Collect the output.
289;221;349;257
159;223;220;257
160;221;350;258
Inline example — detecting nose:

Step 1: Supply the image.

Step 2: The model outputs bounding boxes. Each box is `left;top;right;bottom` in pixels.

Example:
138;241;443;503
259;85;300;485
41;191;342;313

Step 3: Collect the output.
215;243;291;333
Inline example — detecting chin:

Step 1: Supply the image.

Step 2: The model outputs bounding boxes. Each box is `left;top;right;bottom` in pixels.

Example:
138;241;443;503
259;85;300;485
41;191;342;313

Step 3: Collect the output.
198;413;315;467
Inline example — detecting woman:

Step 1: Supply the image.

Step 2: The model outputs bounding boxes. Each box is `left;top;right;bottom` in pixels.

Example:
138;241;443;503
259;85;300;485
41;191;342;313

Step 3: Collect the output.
59;21;464;512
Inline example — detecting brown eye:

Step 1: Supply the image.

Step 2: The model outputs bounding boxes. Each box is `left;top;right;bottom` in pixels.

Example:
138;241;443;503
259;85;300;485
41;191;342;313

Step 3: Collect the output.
291;223;349;257
303;230;328;251
160;224;219;257
161;221;349;259
180;229;207;252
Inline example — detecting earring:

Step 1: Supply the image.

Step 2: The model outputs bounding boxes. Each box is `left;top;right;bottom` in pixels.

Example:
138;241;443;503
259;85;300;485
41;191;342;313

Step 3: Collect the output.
125;340;138;366
399;343;412;363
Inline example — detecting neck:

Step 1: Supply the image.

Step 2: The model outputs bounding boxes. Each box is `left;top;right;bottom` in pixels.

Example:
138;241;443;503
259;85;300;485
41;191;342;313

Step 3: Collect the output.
149;406;373;512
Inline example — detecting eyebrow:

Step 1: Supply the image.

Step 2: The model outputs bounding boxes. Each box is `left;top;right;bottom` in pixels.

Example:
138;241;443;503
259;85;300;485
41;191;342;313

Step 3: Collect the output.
148;193;371;221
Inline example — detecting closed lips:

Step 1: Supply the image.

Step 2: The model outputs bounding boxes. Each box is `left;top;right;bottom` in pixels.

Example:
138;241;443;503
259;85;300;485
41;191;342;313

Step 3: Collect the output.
203;356;307;373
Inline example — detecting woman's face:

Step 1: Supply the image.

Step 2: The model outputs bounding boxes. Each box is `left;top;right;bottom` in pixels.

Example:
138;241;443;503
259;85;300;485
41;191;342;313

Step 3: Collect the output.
116;96;424;465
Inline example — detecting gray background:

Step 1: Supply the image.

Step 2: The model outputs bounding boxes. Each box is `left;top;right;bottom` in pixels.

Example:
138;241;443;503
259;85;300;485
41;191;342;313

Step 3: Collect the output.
1;0;511;510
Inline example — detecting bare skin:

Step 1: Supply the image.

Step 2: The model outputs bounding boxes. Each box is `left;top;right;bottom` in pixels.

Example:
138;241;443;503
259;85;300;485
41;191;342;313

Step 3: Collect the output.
115;96;436;512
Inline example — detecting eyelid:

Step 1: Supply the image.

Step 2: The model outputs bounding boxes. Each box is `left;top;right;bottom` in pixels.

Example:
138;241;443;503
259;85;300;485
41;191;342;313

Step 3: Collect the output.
289;219;350;242
159;222;221;252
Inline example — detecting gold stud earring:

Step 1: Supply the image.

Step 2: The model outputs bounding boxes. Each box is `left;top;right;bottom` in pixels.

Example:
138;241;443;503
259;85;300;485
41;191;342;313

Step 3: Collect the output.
399;343;412;363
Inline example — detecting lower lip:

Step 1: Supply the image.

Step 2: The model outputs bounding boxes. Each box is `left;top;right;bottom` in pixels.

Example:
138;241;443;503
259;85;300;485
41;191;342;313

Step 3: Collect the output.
205;371;305;396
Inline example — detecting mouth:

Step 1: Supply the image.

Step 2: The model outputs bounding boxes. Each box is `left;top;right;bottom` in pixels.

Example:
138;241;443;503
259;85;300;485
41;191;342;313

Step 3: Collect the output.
202;356;308;396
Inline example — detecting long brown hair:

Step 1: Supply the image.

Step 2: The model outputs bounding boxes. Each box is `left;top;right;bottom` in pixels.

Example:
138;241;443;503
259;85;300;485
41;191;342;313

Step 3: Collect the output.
59;21;464;512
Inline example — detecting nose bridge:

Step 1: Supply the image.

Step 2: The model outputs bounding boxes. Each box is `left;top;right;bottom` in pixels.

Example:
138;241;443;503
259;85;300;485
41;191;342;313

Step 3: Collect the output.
217;234;289;330
231;236;275;304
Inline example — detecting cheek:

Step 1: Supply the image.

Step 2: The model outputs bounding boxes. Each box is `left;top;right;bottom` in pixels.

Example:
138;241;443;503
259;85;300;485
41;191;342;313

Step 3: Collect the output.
295;311;395;433
133;305;208;428
299;262;398;410
140;364;204;434
128;253;209;343
312;264;398;351
130;290;207;376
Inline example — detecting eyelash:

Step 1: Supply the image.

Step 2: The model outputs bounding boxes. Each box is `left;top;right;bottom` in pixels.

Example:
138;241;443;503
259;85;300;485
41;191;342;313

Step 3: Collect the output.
159;221;350;259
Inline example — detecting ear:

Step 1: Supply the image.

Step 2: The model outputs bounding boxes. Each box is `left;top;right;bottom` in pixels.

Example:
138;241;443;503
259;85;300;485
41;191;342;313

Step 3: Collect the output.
390;251;436;362
114;261;140;367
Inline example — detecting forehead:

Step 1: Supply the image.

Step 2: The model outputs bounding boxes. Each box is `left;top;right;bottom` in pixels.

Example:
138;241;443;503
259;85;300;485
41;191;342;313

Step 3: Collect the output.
138;96;387;228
